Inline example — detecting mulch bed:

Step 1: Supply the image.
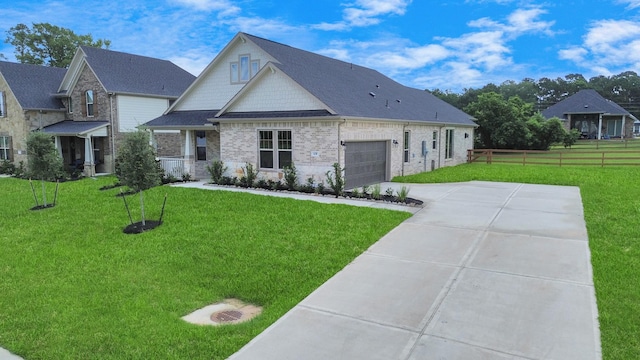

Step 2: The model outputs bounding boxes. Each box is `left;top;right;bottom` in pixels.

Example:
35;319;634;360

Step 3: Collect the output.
123;220;162;234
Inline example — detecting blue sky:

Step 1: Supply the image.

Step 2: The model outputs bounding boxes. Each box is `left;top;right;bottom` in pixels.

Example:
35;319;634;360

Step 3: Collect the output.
2;0;640;92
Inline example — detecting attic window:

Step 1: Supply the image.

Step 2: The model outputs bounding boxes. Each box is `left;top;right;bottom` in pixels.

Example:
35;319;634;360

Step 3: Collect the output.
0;91;5;117
231;55;260;84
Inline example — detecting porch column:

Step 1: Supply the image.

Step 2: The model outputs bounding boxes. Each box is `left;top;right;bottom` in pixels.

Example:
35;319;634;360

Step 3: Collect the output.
184;130;194;176
54;136;62;158
84;136;95;177
597;114;603;140
622;115;626;138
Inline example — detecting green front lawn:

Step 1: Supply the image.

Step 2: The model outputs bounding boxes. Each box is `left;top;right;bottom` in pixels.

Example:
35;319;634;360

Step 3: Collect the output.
0;177;410;359
395;164;640;360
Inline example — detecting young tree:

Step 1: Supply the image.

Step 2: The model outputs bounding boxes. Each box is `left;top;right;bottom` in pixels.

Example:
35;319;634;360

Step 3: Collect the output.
5;23;111;68
116;130;161;227
26;131;64;208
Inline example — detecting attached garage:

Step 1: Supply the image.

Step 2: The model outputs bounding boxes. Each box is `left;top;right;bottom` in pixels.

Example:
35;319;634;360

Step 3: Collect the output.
344;141;388;188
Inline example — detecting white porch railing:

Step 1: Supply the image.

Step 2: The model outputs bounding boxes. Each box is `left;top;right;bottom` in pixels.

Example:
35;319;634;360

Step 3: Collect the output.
158;157;185;178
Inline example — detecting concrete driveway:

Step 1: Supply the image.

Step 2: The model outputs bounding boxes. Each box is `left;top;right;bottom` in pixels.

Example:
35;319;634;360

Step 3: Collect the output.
0;181;601;360
229;181;601;360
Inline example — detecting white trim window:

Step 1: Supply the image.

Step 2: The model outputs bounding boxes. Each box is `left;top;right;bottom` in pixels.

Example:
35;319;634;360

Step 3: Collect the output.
0;135;10;160
403;130;410;163
259;130;292;169
432;131;437;150
230;54;260;84
86;90;94;117
0;91;5;117
445;129;454;159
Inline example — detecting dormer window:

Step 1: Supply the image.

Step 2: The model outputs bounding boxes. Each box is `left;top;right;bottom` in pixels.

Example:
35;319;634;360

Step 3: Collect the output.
230;55;260;84
86;90;94;117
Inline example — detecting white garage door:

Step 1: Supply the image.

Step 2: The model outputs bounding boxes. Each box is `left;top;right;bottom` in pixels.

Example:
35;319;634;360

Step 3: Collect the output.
344;141;387;189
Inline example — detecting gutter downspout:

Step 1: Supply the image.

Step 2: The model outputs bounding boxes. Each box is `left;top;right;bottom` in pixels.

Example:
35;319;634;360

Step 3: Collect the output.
109;93;116;173
338;118;346;167
401;123;407;177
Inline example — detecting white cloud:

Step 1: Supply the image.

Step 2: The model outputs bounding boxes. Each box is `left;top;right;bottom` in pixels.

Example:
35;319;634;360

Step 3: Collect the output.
314;0;412;31
560;19;640;74
617;0;640;9
468;7;555;37
171;0;240;16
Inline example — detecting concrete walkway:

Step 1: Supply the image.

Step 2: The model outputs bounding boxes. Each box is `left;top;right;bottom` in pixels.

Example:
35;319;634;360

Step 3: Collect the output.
226;181;601;360
1;181;601;359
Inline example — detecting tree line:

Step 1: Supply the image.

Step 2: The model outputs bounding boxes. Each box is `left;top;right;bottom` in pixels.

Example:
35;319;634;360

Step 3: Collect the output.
430;72;640;119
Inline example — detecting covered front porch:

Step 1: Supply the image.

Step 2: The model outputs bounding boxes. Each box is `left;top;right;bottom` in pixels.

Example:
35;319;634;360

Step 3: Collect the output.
568;113;632;139
144;110;221;180
42;121;110;176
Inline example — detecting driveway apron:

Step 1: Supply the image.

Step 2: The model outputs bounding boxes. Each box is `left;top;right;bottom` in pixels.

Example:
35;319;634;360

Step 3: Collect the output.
229;181;601;360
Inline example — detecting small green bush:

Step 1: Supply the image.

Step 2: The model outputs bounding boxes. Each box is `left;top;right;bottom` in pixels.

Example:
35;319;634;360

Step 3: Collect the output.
206;160;227;184
283;163;298;190
241;162;258;187
396;186;410;203
371;184;381;200
325;163;345;197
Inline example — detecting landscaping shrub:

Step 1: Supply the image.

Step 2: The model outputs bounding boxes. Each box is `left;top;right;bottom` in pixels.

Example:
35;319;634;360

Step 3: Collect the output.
206;160;227;184
325;162;345;197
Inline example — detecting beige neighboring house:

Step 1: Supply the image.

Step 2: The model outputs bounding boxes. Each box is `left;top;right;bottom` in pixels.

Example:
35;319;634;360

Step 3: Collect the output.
145;33;477;188
0;61;67;165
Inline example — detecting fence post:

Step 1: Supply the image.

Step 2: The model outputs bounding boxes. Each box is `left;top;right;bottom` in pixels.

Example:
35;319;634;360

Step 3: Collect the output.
523;151;526;166
602;152;605;167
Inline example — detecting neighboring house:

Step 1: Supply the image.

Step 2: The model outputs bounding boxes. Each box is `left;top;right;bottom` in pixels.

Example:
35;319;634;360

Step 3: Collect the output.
0;61;67;165
39;46;195;176
145;32;477;188
542;89;637;140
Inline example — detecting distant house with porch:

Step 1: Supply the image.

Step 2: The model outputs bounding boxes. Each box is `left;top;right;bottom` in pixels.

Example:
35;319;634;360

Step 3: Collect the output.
42;46;195;176
542;89;637;139
0;61;67;165
145;32;476;188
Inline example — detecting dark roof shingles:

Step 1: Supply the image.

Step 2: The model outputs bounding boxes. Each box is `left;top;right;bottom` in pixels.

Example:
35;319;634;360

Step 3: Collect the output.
244;33;475;126
0;61;66;110
144;110;220;127
81;46;195;97
542;89;633;119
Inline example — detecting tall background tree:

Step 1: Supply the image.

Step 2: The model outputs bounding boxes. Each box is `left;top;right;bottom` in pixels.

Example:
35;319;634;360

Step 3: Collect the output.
5;23;111;68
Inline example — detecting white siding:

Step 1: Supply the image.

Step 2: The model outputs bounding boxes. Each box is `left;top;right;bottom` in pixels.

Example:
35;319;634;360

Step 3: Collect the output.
117;95;169;132
227;70;326;112
176;40;276;111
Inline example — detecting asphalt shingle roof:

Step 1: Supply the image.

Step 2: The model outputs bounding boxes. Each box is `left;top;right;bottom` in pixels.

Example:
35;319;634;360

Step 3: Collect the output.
542;89;635;120
42;120;108;135
243;33;475;126
81;46;195;97
0;61;66;110
144;110;221;127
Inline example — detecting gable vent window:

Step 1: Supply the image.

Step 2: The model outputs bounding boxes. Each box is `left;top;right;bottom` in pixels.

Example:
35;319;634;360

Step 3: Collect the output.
231;55;260;84
86;90;94;117
0;91;5;117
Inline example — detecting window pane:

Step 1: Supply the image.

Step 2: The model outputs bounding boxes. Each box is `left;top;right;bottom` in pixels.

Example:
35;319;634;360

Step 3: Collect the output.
259;131;273;149
260;150;274;168
230;63;238;83
0;91;5;116
251;60;259;77
86;90;93;104
87;104;94;117
278;131;292;150
68;97;73;113
278;151;292;169
240;56;249;81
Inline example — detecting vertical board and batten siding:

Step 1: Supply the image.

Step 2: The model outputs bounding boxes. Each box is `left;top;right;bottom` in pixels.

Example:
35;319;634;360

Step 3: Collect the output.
175;39;277;111
226;69;327;112
117;95;171;132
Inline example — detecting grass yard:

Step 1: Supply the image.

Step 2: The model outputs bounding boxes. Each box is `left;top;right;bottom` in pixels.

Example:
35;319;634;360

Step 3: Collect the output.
395;163;640;360
0;176;410;359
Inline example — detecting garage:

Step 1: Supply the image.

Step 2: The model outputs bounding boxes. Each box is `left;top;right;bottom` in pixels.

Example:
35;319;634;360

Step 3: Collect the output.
344;141;388;189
